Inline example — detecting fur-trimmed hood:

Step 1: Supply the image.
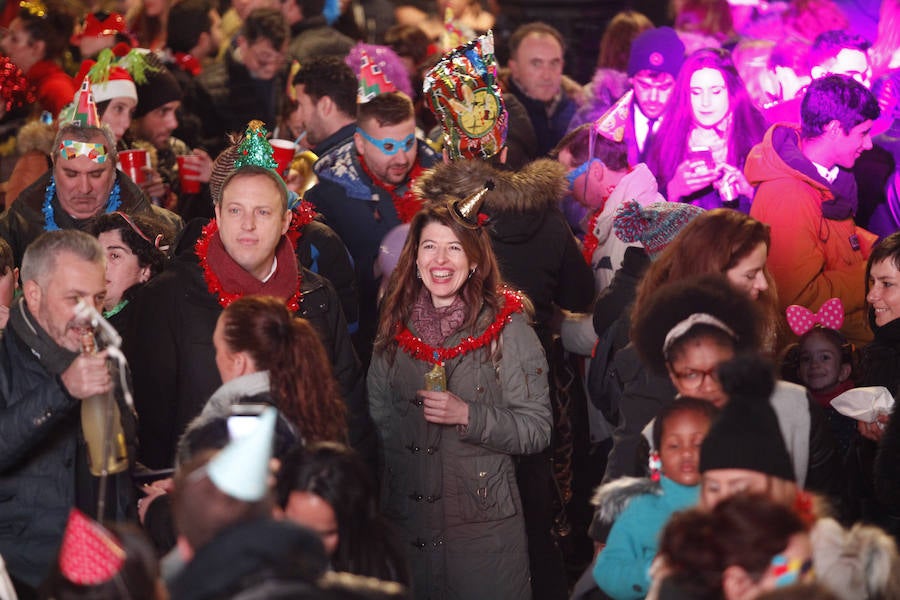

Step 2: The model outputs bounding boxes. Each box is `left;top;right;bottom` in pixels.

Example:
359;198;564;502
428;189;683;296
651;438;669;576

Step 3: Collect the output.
591;476;661;527
416;158;566;214
416;158;568;244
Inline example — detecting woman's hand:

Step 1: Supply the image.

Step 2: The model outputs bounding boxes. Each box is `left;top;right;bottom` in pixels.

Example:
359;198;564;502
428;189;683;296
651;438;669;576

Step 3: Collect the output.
667;159;719;200
714;163;754;199
419;390;470;426
137;477;173;524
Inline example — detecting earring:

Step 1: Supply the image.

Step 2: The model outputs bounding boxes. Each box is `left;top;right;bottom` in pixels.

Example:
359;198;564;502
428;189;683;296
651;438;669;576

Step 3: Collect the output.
468;266;476;279
415;267;421;280
648;450;661;482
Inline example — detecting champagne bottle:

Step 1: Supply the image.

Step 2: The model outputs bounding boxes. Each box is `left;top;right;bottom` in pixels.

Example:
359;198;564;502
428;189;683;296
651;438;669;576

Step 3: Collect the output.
80;331;128;476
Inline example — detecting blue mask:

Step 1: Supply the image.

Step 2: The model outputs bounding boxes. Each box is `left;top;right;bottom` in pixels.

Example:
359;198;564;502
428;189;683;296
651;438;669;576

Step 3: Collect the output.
356;127;416;156
565;158;603;190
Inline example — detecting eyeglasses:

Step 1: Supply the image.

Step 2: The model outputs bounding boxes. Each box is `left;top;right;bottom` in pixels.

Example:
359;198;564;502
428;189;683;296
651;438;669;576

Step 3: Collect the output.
356;127;415;156
565;158;602;190
668;366;720;390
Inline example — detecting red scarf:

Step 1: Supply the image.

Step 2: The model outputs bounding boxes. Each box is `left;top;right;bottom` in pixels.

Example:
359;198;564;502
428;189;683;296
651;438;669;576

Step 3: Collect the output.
395;288;525;365
357;153;425;223
195;205;314;311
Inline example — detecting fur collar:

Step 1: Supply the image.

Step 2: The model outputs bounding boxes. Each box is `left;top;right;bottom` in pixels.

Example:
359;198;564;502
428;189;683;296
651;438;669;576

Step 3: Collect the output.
590;476;661;526
415;158;567;214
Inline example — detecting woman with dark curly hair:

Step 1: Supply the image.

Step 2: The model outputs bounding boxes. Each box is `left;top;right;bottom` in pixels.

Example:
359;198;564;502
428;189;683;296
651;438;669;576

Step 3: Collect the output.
601;208;782;482
192;295;348;445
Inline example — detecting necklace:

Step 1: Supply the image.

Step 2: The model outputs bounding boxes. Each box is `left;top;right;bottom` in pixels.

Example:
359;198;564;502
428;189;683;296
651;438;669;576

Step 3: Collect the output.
195;202;315;310
394;288;525;365
43;176;122;231
582;209;602;265
357;154;425;223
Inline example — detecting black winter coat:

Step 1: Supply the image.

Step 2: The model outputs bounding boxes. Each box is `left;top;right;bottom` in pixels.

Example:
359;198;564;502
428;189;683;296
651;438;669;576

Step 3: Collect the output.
125;225;370;469
0;306;136;588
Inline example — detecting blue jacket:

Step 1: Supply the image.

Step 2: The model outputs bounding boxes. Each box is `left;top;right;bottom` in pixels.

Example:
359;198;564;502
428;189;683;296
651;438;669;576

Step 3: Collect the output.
593;476;698;599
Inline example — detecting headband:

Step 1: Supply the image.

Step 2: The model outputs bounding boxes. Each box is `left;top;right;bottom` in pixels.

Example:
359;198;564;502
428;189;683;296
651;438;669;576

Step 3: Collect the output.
112;211;166;251
59;140;108;163
663;313;737;357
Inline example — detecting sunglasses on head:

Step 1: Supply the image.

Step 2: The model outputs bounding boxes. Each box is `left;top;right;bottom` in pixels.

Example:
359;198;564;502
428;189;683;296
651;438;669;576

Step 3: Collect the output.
356;127;416;156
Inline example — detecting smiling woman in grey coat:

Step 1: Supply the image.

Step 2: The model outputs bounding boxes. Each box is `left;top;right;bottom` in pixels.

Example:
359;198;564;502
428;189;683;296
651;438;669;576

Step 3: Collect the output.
368;194;552;600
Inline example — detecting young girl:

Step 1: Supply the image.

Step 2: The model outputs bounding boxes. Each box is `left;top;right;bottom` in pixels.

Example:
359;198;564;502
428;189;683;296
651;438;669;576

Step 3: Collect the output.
782;298;857;455
592;398;718;600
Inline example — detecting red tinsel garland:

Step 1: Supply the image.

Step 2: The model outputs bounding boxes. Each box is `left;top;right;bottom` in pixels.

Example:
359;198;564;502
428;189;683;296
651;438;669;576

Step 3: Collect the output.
358;153;425;223
194;202;315;311
394;288;525;364
582;209;602;265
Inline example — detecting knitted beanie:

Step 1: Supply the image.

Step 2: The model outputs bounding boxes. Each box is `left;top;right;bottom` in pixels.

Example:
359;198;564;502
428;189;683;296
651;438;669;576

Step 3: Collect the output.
699;355;796;482
134;53;182;118
613;200;704;259
627;26;685;78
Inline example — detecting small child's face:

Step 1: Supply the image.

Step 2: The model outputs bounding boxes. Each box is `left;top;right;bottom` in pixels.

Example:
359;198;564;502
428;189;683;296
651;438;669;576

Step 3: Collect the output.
797;332;849;393
659;410;711;487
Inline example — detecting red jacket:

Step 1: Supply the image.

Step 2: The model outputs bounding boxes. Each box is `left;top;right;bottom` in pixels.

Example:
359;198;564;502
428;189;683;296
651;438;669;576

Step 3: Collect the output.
27;60;76;117
747;124;876;345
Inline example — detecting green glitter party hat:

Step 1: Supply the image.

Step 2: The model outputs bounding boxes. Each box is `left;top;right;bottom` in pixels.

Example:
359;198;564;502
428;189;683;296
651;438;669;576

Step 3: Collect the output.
233;120;278;170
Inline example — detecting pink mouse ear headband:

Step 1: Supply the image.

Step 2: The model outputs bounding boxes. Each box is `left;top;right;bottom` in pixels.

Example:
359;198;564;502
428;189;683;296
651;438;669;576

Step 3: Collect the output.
785;297;844;336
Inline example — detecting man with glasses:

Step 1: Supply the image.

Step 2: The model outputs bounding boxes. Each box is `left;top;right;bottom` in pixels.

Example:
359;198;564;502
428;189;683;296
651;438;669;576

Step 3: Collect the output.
187;7;289;156
306;91;438;364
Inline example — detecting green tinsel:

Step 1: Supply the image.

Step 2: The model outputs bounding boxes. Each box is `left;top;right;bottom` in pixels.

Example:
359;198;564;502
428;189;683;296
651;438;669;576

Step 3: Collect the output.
233;120;278;170
88;49;115;84
118;49;158;85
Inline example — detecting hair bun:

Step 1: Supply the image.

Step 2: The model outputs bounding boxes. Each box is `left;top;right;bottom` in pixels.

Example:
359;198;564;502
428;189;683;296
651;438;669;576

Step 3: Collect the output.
716;354;775;406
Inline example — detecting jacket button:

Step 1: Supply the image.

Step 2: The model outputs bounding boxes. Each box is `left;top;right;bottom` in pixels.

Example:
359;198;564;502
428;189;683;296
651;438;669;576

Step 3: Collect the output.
475;385;484;393
536;367;543;374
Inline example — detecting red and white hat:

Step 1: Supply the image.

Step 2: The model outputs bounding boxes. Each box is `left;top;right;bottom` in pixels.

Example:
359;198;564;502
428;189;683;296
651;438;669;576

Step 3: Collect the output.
75;60;137;104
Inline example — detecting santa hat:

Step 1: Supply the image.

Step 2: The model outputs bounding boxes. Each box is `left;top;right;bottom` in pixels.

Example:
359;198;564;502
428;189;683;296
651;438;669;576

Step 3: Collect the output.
76;60;136;104
58;509;125;585
70;11;134;46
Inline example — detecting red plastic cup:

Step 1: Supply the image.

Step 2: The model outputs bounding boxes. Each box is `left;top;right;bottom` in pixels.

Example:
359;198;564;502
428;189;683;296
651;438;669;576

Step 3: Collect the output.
270;139;295;180
119;149;148;184
177;155;202;194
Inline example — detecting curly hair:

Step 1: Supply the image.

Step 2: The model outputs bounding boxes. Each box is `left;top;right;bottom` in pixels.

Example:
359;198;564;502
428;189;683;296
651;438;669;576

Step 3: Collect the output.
659;493;808;597
89;212;173;277
632;274;762;376
220;296;348;444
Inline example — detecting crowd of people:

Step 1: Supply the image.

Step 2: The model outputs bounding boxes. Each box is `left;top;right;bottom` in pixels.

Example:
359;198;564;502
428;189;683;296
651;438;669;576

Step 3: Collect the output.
1;0;900;598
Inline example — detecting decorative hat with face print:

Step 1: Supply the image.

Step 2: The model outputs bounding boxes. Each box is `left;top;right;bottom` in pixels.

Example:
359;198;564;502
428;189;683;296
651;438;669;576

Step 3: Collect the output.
424;32;508;161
